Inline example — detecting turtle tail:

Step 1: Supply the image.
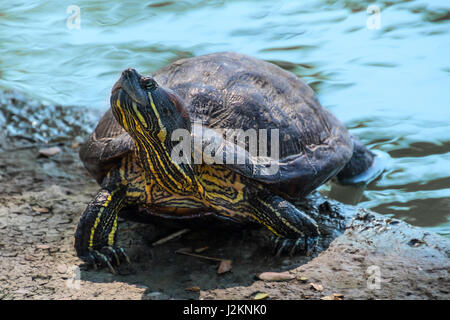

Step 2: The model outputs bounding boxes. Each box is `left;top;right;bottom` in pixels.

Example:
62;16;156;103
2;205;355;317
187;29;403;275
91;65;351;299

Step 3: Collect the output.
336;135;388;185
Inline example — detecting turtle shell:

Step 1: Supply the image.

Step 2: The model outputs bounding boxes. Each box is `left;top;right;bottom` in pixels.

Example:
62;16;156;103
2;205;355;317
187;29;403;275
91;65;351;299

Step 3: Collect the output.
153;52;353;198
79;109;134;184
81;52;353;198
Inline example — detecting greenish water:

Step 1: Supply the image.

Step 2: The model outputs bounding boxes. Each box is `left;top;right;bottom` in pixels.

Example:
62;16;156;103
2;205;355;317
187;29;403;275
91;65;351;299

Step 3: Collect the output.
0;0;449;236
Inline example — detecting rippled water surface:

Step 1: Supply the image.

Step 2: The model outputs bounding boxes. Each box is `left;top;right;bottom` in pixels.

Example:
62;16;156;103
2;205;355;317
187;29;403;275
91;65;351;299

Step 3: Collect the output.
1;0;449;235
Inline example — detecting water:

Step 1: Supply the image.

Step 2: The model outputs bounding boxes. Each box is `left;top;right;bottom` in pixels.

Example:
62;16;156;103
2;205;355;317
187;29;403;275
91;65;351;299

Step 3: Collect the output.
0;0;449;236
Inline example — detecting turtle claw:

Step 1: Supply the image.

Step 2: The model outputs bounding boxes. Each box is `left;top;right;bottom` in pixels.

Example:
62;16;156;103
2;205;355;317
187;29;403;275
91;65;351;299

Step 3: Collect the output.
102;246;120;265
104;258;117;275
117;247;131;264
86;250;116;274
84;246;130;274
275;239;289;258
271;235;319;257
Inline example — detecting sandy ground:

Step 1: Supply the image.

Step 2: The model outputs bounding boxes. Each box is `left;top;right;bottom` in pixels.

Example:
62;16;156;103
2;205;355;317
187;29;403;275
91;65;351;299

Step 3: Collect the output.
0;90;449;300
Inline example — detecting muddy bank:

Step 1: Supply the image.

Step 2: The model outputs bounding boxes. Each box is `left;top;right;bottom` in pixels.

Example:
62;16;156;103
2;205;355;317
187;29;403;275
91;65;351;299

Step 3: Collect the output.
0;89;448;300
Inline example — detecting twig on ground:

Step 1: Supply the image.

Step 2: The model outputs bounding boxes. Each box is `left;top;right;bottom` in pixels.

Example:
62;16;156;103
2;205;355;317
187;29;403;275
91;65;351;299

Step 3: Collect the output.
152;228;191;247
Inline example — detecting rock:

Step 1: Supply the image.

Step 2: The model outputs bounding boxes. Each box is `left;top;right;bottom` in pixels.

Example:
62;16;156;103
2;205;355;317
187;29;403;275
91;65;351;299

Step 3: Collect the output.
200;194;450;300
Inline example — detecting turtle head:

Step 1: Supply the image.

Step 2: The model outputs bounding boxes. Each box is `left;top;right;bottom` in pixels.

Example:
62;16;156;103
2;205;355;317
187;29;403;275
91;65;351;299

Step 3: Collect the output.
111;68;191;138
110;68;197;191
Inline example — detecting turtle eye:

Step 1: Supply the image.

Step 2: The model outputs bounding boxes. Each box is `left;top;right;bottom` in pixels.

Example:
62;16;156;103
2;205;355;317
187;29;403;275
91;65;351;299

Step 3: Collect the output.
146;80;157;91
141;77;158;91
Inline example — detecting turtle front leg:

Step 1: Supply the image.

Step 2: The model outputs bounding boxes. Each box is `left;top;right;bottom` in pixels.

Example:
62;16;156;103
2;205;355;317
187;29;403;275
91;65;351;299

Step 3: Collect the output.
246;191;320;256
74;186;130;273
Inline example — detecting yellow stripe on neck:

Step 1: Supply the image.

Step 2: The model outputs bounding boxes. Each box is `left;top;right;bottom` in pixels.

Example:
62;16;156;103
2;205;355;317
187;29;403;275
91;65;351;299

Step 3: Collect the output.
132;102;147;129
148;93;167;144
144;92;194;189
116;99;129;131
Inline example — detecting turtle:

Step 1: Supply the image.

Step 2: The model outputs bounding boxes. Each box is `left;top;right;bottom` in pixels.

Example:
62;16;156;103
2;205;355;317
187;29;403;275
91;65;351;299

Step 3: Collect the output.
75;52;382;272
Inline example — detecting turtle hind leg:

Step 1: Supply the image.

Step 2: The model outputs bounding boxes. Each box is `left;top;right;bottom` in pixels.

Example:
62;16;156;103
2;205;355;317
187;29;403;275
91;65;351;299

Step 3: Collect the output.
245;191;320;256
74;184;130;273
337;135;388;186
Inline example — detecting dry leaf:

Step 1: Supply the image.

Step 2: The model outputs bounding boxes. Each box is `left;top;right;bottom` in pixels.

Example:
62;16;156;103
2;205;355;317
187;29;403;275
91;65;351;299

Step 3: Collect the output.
321;294;344;300
258;272;295;282
32;206;49;213
310;282;324;291
185;286;200;292
217;260;232;274
38;147;61;157
253;293;269;300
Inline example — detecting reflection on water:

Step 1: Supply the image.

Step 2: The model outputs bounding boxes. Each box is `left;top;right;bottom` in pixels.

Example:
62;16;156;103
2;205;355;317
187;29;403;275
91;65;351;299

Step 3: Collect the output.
0;0;449;236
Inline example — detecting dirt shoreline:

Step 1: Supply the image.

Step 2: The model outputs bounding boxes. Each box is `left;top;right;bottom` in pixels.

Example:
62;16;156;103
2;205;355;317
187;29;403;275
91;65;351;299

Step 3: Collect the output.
0;89;449;300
